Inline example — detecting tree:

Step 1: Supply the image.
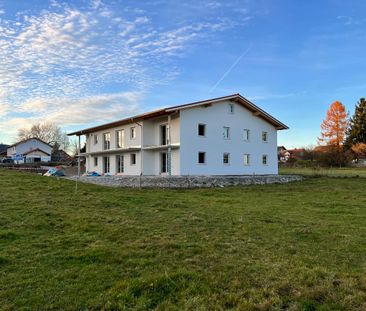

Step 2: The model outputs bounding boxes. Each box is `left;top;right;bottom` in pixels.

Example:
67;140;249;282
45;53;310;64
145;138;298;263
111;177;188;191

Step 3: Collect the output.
17;122;70;151
351;142;366;160
345;98;366;148
318;101;348;149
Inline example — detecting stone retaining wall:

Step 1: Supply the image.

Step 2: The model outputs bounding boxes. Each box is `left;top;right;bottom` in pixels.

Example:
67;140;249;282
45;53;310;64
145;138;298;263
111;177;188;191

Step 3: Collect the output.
68;175;303;188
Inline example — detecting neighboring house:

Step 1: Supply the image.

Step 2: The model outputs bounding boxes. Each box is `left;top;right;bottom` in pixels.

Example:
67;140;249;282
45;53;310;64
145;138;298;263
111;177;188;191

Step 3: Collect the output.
68;94;288;175
0;144;9;160
7;138;52;163
51;149;73;163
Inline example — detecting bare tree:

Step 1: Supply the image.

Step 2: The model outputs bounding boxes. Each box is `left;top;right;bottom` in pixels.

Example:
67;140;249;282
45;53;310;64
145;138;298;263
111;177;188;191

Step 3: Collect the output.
17;122;70;151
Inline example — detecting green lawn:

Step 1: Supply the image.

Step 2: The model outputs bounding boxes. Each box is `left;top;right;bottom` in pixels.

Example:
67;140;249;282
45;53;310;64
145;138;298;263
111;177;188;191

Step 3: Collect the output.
280;166;366;178
1;169;366;310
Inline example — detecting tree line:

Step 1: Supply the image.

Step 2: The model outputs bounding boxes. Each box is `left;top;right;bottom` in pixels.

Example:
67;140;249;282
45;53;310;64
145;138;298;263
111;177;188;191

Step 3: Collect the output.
291;98;366;167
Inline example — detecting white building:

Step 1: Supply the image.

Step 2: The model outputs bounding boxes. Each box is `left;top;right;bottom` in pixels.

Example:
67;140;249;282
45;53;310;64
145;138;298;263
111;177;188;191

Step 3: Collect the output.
68;94;288;175
7;138;52;163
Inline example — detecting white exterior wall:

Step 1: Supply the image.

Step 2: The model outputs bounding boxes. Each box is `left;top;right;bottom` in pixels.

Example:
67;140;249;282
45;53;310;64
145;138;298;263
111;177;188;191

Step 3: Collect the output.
85;116;180;175
179;101;278;175
82;100;280;176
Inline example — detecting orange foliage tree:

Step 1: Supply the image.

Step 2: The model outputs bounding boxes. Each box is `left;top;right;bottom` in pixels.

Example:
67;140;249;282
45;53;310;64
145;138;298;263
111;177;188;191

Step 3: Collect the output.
318;101;348;149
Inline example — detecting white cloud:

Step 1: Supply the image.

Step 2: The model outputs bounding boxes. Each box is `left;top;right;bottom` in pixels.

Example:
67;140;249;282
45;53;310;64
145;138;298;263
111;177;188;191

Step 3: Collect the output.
0;0;249;142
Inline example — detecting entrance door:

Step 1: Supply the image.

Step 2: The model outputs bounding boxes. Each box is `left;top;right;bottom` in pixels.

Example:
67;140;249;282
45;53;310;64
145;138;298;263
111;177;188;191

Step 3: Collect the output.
161;152;167;174
117;155;124;174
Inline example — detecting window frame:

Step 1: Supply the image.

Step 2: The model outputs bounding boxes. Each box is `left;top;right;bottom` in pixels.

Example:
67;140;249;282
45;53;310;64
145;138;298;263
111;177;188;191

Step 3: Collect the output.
243;154;250;166
116;154;124;173
223;152;230;165
198;123;206;137
262;131;268;142
262;154;268;166
228;103;235;114
103;156;110;174
223;126;230;140
243;129;250;141
130;153;136;165
130;127;136;140
116;129;125;149
103;132;111;150
198;152;206;164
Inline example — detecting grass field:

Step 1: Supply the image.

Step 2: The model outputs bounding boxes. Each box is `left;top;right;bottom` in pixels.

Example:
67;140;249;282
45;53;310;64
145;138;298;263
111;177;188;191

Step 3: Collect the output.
280;166;366;178
1;169;366;310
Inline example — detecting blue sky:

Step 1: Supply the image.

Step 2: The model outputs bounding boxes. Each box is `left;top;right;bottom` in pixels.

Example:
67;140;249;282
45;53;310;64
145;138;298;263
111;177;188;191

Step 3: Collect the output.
0;0;366;147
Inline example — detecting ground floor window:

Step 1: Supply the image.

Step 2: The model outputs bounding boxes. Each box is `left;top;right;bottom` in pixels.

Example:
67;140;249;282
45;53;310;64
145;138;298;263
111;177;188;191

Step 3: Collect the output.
103;156;110;173
130;153;136;165
116;155;124;173
243;154;250;166
161;152;168;173
198;152;206;164
223;153;230;165
94;157;98;166
262;154;268;165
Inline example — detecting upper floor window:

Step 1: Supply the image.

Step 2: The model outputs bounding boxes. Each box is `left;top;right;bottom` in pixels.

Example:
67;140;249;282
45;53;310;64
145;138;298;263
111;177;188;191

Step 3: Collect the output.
160;124;168;145
243;129;250;141
198;124;206;136
243;154;250;166
103;133;110;150
130;127;136;140
116;130;125;148
228;103;235;114
262;131;268;142
94;134;98;145
198;152;206;164
223;153;230;165
262;154;268;165
223;127;230;140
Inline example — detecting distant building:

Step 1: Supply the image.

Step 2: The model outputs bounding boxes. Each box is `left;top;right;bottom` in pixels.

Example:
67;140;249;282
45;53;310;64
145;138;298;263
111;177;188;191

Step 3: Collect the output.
7;138;52;163
68;94;288;175
278;147;305;162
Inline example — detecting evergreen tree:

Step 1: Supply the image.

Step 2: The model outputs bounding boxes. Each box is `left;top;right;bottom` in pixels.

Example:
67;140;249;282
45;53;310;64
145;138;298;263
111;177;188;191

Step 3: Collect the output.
345;98;366;148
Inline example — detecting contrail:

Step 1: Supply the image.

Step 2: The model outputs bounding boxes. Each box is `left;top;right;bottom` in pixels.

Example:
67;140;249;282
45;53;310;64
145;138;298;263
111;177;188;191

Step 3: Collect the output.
209;44;252;93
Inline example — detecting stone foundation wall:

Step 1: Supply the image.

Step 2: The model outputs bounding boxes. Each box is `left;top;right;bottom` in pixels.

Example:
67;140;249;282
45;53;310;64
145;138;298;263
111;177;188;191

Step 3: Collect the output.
68;175;303;188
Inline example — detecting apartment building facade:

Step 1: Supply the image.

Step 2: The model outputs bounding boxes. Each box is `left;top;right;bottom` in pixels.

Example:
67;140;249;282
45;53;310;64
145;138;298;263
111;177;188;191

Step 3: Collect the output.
68;94;288;175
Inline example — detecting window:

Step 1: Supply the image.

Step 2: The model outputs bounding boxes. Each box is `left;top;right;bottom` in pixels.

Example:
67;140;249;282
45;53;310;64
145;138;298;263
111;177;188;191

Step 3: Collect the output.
130;127;136;140
198;124;206;136
262;131;268;142
116;155;124;173
198;152;206;164
262;154;268;165
223;127;230;139
94;157;98;166
161;152;167;173
94;134;98;145
160;124;168;145
228;103;235;114
116;130;125;149
103;156;110;173
243;129;250;141
223;153;230;165
243;154;250;166
103;133;110;150
130;153;136;165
